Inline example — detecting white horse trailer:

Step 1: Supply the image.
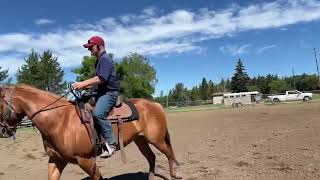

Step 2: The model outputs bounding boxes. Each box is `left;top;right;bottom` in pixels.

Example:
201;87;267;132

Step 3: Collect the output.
223;91;260;107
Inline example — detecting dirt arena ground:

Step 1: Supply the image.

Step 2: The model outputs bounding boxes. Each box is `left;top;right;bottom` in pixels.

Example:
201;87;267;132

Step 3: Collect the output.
0;102;320;180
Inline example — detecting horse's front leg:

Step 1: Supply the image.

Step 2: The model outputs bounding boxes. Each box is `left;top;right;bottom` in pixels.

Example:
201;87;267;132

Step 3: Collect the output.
77;157;103;180
48;157;67;180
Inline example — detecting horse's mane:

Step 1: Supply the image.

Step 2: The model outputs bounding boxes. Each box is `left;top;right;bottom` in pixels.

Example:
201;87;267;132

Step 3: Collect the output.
14;84;69;102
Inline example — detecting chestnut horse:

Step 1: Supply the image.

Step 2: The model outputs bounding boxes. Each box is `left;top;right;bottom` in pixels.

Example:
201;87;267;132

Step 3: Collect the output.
0;85;181;180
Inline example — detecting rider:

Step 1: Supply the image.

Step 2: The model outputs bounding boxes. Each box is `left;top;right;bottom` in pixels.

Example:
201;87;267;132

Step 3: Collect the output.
72;36;120;158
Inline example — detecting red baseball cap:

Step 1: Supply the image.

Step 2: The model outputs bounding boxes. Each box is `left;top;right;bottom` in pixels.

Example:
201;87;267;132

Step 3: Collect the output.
83;36;105;48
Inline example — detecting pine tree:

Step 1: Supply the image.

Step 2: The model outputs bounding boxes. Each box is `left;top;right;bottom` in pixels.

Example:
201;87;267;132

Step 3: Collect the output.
225;78;231;92
0;66;9;83
17;50;41;86
231;59;249;92
200;77;208;100
16;50;67;94
38;51;67;94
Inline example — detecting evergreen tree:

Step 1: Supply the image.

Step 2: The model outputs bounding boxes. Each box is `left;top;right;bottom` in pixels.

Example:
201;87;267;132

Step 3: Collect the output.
190;86;200;102
225;78;232;92
0;66;9;83
170;83;189;106
16;50;67;94
38;51;67;94
200;77;208;100
16;50;40;86
231;59;249;92
207;80;214;98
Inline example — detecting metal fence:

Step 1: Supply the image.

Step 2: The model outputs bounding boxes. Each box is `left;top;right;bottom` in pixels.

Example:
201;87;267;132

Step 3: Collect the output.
17;117;33;129
158;90;320;108
11;90;320;128
159;99;214;108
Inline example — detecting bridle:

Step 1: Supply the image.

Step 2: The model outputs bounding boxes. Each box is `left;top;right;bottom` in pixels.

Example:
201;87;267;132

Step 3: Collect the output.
0;87;18;139
0;85;75;139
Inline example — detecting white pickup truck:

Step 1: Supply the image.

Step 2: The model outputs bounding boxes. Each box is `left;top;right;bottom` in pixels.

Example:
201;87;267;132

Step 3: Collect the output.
268;90;313;103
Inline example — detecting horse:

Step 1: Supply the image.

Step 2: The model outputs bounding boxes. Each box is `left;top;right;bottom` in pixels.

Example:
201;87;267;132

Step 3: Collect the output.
0;85;182;180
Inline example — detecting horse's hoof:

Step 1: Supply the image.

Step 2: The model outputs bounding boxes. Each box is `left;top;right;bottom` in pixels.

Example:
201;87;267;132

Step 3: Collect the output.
171;174;183;179
148;172;155;180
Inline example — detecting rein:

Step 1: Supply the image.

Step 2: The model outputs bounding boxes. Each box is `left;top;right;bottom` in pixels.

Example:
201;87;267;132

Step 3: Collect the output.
28;83;80;120
29;90;72;120
0;86;72;139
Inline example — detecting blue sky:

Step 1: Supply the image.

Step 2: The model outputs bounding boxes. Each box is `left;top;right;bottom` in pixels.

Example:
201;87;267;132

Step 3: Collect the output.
1;0;320;96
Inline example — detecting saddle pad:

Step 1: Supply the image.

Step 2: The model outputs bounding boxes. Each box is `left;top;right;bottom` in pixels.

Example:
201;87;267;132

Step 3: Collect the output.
107;102;132;120
107;101;139;123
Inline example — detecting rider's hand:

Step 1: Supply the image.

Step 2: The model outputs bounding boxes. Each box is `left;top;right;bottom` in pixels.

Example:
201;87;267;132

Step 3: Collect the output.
72;82;85;90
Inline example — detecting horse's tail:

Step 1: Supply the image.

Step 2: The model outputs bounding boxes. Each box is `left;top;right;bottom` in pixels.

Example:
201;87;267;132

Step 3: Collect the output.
164;128;171;146
154;101;172;147
158;102;172;147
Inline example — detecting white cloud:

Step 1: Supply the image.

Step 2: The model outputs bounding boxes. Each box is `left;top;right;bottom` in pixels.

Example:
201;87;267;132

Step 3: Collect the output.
220;44;252;55
142;7;157;16
257;44;277;54
1;0;320;74
0;55;25;75
34;18;54;25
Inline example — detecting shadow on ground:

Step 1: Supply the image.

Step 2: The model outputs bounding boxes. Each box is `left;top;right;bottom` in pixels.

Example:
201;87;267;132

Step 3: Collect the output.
81;172;148;180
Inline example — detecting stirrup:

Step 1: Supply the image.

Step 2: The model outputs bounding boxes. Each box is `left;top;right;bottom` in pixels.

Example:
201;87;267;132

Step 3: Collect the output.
100;144;116;158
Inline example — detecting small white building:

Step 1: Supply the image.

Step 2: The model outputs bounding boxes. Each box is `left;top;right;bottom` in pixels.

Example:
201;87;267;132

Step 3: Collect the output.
223;91;259;107
212;93;224;104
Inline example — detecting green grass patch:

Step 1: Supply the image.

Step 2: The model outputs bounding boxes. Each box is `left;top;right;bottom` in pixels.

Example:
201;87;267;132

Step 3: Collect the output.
165;104;225;113
312;94;320;100
17;127;37;132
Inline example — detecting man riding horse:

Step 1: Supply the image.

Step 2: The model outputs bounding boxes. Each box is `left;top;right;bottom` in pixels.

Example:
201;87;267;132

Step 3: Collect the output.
72;36;119;158
0;36;181;180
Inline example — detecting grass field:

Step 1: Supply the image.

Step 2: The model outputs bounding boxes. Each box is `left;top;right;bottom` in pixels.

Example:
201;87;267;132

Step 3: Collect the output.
165;103;225;113
165;95;320;113
312;93;320;100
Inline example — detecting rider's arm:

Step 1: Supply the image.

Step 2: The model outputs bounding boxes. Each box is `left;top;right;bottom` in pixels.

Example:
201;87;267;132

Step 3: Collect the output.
80;76;105;88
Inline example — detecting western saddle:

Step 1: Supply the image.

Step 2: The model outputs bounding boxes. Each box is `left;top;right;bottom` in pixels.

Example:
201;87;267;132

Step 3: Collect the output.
78;94;139;162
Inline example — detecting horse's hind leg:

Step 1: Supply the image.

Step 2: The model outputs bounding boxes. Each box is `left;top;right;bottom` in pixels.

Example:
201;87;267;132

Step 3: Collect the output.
151;132;182;179
77;157;103;180
48;157;67;180
134;136;156;180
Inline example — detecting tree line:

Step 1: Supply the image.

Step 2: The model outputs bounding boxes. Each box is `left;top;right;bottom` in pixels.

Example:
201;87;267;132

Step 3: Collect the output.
0;50;318;104
1;50;157;99
154;59;320;105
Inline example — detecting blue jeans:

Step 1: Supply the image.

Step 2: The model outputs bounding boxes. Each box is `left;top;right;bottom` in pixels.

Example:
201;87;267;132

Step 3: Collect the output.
93;91;119;145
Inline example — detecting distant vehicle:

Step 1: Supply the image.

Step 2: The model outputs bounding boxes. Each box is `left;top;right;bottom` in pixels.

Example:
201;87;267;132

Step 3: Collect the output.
223;91;260;107
268;90;313;103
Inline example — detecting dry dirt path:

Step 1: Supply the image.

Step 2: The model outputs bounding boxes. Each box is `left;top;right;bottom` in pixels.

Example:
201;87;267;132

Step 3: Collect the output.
0;102;319;180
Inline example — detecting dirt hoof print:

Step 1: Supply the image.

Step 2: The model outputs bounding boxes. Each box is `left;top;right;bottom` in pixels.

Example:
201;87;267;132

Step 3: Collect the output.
272;162;294;172
235;160;250;167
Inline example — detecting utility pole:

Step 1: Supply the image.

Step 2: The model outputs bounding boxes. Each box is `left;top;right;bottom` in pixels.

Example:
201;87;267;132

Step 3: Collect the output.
166;90;169;108
292;68;296;90
166;95;168;108
313;48;320;85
